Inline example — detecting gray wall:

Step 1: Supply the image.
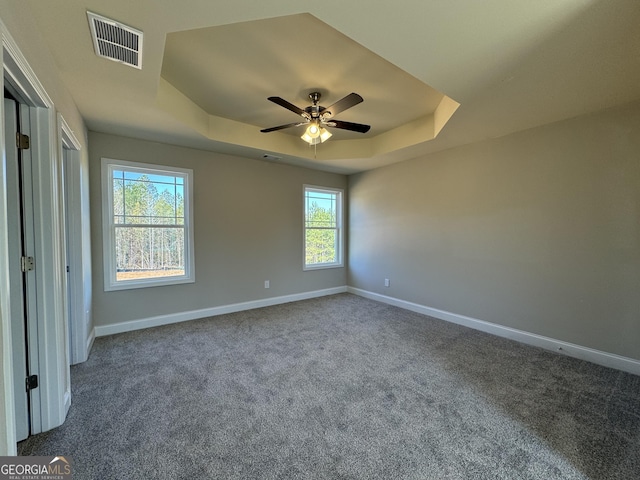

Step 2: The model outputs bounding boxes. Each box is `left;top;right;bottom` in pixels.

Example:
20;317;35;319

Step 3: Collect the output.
89;132;347;327
349;101;640;361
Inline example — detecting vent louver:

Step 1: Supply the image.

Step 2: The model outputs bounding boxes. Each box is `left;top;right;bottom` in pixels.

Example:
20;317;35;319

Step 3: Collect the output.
87;12;143;69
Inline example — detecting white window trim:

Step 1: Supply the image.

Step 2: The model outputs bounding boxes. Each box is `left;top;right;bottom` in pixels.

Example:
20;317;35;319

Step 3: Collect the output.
303;184;344;271
101;157;195;291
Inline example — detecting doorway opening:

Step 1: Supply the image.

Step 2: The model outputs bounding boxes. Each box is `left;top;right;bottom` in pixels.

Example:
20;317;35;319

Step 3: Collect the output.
3;90;37;442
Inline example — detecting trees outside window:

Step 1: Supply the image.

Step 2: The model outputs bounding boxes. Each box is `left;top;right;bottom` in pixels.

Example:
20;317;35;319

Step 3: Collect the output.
102;158;194;290
304;186;343;270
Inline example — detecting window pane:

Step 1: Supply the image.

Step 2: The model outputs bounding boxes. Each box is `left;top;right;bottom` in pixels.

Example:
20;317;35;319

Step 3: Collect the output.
305;228;337;265
113;179;124;217
115;226;185;280
305;192;337;228
113;173;185;225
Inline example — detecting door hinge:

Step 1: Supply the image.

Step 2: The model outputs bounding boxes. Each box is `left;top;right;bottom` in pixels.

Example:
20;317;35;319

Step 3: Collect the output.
16;132;30;150
26;375;38;392
20;256;35;272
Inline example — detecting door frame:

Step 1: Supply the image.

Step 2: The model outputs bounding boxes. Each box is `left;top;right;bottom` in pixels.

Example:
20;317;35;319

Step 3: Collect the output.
1;19;70;454
58;114;88;365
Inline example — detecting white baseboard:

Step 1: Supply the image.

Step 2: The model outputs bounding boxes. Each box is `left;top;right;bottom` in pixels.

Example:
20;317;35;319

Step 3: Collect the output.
63;389;71;417
94;286;348;337
86;327;95;359
348;287;640;376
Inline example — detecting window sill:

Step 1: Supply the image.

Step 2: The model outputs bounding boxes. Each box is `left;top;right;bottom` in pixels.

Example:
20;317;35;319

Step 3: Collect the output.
303;263;344;271
104;275;195;292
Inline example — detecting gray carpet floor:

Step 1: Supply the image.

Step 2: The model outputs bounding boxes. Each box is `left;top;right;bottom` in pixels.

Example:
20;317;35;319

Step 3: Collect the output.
18;293;640;479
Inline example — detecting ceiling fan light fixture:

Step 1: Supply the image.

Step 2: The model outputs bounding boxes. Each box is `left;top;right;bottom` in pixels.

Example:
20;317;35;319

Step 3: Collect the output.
319;128;332;142
301;131;318;144
301;126;332;145
306;123;321;138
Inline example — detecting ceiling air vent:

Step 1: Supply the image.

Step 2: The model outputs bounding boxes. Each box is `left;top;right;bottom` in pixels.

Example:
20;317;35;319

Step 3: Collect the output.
87;12;143;69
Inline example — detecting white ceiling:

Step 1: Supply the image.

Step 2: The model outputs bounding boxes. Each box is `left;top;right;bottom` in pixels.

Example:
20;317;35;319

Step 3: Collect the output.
21;0;640;174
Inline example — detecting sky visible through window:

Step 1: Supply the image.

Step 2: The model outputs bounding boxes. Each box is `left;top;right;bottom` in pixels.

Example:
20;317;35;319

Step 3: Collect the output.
114;170;184;194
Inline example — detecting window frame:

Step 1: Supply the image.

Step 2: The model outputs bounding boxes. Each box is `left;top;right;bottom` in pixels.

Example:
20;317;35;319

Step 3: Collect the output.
101;157;195;291
303;184;344;271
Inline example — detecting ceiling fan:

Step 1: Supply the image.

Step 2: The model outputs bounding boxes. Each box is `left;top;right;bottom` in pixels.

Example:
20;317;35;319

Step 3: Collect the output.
260;92;371;145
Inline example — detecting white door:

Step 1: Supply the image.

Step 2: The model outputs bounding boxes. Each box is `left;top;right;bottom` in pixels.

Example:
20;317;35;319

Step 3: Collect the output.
4;96;36;442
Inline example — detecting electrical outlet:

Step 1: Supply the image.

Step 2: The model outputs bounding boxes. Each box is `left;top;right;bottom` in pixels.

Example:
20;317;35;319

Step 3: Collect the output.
264;280;270;289
384;278;390;287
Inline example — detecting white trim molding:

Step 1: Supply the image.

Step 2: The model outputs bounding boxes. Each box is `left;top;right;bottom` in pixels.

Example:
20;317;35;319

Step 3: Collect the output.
100;157;195;292
59;113;91;365
95;286;348;337
2;16;71;450
303;185;344;271
348;287;640;376
0;19;18;457
86;328;96;357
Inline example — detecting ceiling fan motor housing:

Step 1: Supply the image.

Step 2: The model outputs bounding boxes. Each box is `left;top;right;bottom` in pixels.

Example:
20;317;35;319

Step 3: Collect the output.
307;92;323;119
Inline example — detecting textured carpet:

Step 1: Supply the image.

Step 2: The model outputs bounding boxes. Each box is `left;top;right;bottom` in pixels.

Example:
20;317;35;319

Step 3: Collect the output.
18;293;640;479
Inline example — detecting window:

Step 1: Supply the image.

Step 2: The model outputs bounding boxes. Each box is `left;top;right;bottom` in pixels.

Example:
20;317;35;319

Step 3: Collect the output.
304;185;343;270
101;158;194;290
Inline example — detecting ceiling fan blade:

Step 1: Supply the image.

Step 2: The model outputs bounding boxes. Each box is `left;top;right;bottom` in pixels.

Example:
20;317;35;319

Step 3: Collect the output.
260;122;306;133
329;119;371;134
322;93;364;118
267;97;306;117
